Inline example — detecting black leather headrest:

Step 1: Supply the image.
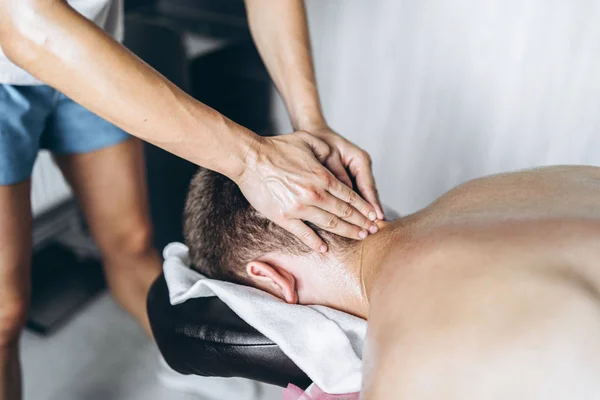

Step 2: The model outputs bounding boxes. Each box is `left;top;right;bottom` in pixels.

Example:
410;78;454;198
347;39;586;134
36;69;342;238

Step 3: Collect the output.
147;274;311;389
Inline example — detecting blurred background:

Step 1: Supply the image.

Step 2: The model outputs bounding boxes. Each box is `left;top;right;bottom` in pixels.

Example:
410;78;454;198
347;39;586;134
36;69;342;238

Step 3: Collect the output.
23;0;600;399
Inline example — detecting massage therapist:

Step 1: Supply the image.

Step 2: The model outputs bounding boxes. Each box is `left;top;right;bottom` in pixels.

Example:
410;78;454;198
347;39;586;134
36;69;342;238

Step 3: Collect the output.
0;1;382;399
0;0;384;250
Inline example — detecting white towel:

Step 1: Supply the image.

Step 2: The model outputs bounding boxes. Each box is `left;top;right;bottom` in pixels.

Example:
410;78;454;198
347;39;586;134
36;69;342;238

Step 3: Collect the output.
162;242;366;395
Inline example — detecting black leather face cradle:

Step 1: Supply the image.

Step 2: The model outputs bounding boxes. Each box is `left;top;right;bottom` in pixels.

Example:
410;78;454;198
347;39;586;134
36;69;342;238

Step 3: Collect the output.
147;274;312;389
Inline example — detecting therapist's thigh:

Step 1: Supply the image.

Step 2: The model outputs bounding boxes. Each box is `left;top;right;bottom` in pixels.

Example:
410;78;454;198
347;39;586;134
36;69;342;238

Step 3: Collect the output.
0;181;32;347
53;138;155;262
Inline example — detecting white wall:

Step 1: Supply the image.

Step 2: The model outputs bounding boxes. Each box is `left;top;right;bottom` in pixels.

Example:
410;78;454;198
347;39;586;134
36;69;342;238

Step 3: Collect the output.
272;0;600;214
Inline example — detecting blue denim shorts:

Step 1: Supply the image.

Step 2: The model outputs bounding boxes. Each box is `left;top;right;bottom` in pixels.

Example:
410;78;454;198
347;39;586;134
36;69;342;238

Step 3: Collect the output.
0;84;131;185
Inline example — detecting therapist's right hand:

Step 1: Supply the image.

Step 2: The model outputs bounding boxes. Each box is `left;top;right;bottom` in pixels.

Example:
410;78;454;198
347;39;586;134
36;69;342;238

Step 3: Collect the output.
235;131;379;252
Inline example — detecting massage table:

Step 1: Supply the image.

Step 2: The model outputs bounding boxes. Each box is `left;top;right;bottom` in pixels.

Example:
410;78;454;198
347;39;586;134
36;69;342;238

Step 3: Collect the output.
147;272;312;389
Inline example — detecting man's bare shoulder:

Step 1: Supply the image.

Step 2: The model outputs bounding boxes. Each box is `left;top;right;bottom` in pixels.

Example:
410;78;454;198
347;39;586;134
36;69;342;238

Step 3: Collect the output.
361;165;600;398
362;230;600;399
416;164;600;228
365;164;600;344
443;165;600;199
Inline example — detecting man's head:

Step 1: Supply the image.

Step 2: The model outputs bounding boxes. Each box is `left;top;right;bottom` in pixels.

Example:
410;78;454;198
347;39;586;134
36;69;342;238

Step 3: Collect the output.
183;169;366;313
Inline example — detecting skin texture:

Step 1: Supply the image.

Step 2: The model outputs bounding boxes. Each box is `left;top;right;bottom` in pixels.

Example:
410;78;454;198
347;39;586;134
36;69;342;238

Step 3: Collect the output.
0;0;382;252
238;166;600;399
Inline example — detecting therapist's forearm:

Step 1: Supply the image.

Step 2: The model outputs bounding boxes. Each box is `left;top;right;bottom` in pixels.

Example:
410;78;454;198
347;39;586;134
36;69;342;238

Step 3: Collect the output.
244;0;326;131
0;0;256;179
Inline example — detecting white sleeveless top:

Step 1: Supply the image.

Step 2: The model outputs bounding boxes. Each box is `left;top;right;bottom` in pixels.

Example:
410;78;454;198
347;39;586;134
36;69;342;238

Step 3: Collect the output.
0;0;123;85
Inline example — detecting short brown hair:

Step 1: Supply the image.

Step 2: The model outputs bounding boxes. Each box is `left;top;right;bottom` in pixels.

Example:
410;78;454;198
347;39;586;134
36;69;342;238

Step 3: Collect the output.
183;169;353;285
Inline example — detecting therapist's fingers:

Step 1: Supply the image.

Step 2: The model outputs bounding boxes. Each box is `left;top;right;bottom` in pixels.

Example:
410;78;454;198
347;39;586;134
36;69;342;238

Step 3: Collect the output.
348;152;385;220
238;132;375;253
306;206;371;240
356;173;385;220
323;152;353;188
327;175;377;222
318;194;378;234
285;219;328;253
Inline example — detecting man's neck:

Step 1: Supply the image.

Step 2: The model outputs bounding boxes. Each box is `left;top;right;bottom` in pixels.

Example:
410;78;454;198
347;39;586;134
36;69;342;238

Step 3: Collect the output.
296;219;411;319
354;218;411;318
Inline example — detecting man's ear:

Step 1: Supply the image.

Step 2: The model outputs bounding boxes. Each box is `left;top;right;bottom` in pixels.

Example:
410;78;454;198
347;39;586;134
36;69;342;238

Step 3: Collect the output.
246;260;298;304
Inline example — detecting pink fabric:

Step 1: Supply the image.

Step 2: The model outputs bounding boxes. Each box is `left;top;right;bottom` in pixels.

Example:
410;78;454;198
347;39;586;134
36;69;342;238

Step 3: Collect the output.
283;384;359;400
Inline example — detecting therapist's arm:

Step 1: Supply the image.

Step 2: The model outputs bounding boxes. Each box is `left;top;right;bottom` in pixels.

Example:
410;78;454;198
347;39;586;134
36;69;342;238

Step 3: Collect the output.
244;0;384;220
0;0;378;251
0;0;249;174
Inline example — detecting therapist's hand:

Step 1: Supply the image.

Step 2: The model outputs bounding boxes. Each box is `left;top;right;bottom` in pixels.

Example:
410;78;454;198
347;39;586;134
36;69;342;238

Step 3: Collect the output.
305;126;385;220
235;131;379;252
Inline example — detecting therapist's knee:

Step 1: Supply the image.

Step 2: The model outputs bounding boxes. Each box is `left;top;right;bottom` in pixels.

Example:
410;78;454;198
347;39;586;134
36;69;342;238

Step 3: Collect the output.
0;299;27;350
95;216;155;260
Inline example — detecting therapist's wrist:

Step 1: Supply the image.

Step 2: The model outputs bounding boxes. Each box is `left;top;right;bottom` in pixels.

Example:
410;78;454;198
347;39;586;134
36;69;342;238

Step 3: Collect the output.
216;118;262;184
293;116;329;134
289;100;327;132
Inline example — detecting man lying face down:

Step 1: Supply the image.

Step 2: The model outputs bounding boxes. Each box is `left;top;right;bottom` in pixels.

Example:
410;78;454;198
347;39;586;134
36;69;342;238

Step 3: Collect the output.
185;166;600;400
183;168;377;319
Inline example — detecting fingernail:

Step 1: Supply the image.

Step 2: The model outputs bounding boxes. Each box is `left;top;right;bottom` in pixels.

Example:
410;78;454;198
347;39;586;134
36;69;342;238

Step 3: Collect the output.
369;225;378;234
319;244;328;253
359;230;368;239
369;211;377;221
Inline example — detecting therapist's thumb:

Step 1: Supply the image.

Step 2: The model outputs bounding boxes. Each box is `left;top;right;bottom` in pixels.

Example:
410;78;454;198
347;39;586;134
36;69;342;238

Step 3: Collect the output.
294;131;331;164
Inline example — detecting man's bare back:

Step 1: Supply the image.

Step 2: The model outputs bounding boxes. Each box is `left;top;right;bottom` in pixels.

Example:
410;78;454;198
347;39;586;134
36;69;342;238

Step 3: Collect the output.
362;166;600;399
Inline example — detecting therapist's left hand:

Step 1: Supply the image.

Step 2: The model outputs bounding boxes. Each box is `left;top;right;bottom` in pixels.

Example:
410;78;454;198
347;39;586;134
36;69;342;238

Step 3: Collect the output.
306;126;385;220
